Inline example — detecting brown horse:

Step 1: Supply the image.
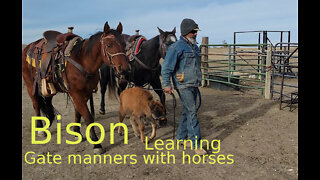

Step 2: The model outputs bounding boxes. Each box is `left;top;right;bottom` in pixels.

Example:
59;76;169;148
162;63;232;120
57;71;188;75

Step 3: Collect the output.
22;21;130;153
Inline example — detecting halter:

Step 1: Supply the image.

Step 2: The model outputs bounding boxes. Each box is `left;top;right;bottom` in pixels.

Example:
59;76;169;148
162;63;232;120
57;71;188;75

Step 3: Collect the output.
100;34;127;66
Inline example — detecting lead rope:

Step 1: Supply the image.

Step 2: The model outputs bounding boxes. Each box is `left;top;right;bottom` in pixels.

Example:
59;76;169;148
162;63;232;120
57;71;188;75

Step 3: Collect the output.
170;92;177;139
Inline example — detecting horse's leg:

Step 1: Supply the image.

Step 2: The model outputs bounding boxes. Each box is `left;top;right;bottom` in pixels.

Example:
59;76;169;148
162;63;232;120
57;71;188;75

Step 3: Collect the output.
99;72;107;115
43;96;56;127
33;95;56;134
70;92;103;153
73;109;84;141
117;79;127;95
31;94;46;136
26;85;41;122
23;69;46;136
89;94;95;119
99;80;107;115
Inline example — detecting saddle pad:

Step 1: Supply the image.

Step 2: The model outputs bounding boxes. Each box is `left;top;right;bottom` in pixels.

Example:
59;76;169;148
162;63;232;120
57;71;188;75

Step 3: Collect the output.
26;54;67;68
26;55;40;68
64;36;83;56
133;36;146;55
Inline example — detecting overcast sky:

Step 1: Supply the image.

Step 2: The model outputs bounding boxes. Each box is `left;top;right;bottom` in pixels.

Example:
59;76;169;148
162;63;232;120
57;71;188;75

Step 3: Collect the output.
22;0;298;45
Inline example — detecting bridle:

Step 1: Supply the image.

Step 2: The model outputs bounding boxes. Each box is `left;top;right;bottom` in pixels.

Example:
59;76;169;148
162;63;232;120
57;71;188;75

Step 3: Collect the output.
100;34;127;66
105;51;127;65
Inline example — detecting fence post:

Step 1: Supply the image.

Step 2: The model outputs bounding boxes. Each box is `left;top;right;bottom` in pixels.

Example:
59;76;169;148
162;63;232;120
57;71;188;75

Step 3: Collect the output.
264;49;272;99
201;37;209;87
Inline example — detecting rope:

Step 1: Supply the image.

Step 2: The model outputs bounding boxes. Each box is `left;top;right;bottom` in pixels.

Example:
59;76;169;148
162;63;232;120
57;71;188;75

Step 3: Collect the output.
170;92;176;139
134;85;178;139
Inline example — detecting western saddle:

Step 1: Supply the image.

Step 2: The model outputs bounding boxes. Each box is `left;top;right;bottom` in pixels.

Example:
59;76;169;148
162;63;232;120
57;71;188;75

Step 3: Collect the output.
26;27;82;97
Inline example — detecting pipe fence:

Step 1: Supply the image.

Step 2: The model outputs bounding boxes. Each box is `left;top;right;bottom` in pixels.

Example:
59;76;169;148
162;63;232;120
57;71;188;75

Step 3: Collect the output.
200;41;269;96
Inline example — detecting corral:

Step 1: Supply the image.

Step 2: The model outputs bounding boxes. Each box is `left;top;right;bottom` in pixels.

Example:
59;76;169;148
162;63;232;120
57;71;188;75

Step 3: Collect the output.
22;32;298;179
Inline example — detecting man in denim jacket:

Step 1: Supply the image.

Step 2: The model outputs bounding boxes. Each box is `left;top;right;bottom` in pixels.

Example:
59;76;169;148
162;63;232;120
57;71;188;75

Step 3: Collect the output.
161;18;207;155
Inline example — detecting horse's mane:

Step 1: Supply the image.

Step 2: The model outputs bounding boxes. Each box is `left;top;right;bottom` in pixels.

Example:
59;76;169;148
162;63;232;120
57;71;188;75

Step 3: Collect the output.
139;35;160;58
71;30;123;59
85;31;103;56
70;31;104;59
140;35;159;51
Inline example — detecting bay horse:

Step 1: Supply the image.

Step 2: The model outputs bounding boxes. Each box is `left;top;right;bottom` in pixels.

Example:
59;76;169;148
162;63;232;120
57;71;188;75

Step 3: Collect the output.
22;21;130;153
99;27;177;118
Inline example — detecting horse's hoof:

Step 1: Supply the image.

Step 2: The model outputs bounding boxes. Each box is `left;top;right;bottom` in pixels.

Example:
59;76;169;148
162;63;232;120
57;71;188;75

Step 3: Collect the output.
99;110;105;115
94;148;104;154
37;131;47;137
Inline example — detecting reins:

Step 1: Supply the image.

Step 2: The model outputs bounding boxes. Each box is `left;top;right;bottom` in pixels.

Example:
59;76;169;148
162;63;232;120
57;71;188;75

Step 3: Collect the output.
65;56;97;79
131;55;160;72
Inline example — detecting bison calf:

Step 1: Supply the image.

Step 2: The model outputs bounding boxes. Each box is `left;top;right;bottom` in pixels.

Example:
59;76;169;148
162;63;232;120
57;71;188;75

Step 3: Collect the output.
118;87;166;143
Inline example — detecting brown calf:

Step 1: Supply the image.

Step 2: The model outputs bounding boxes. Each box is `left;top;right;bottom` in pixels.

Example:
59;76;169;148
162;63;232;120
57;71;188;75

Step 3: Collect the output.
118;87;166;143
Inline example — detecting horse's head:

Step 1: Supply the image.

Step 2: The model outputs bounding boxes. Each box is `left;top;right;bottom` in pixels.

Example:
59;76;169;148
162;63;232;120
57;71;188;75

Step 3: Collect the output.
100;21;130;75
158;27;177;58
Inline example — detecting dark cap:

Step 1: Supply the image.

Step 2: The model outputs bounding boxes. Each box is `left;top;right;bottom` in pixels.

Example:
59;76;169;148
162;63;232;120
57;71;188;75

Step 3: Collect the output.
180;18;199;36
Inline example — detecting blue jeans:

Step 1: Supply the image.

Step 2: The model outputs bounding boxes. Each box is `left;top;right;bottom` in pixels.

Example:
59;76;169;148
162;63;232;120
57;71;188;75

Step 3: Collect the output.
176;87;202;148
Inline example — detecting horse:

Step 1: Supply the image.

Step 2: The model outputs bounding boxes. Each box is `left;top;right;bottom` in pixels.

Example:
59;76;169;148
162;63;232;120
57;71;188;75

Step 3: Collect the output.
99;27;177;118
22;21;130;154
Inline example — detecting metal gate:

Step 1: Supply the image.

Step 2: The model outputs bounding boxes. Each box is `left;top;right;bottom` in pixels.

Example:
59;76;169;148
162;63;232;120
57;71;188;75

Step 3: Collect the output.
200;41;269;96
200;38;298;110
270;42;298;110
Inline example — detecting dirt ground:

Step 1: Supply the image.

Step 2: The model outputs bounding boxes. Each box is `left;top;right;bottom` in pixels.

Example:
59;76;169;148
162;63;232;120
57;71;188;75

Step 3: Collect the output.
22;79;298;179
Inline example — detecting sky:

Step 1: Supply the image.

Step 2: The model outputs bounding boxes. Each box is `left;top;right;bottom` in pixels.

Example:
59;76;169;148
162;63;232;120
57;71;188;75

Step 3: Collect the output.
22;0;298;45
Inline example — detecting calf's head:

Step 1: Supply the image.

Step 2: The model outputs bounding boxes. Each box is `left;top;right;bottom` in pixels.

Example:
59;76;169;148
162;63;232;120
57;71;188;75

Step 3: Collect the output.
149;100;167;125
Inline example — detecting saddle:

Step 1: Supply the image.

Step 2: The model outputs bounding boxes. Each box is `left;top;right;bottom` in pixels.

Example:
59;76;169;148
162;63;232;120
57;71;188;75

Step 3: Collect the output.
26;29;82;97
125;35;146;61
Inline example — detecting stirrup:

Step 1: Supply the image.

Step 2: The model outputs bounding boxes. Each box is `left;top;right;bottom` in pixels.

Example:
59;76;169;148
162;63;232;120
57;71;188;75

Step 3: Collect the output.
48;83;56;95
41;79;50;96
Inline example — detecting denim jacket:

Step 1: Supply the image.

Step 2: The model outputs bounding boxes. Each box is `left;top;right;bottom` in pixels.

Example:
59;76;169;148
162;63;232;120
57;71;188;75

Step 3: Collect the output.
161;36;202;89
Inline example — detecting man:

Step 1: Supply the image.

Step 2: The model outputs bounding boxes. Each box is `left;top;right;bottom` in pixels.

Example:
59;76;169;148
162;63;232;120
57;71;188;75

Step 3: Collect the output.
161;18;207;155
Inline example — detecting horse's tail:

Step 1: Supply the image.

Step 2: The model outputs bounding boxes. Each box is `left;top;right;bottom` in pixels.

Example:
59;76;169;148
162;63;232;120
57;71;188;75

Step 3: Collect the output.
106;66;118;100
37;95;58;127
